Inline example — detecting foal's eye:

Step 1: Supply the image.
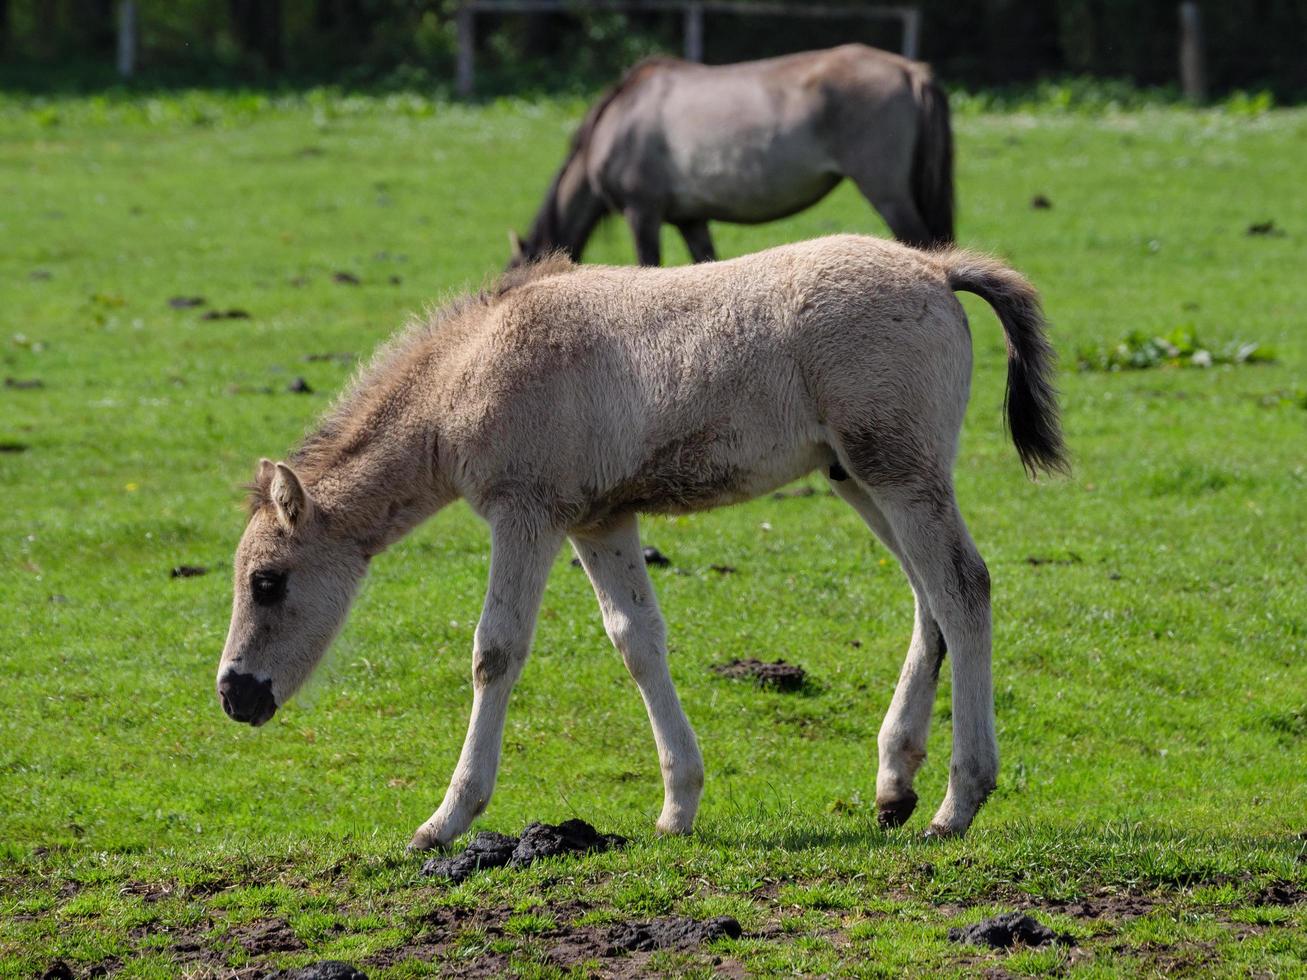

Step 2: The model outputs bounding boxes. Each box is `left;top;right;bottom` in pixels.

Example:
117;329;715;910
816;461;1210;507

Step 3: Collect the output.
250;570;288;606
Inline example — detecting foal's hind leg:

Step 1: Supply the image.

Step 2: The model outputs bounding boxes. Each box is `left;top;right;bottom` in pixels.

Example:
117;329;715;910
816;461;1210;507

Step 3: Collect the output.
866;479;997;837
828;477;946;828
409;519;563;851
675;219;716;263
572;514;704;834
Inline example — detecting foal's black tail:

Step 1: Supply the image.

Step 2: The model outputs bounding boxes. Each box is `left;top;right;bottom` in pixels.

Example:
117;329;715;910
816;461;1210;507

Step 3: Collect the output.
943;252;1069;478
909;70;955;247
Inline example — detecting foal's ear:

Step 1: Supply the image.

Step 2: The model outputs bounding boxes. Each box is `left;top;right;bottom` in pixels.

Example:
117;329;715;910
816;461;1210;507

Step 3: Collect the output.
508;229;524;260
270;462;311;530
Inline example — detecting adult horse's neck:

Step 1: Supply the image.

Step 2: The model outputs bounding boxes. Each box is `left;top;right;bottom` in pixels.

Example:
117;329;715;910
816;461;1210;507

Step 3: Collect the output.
531;151;608;260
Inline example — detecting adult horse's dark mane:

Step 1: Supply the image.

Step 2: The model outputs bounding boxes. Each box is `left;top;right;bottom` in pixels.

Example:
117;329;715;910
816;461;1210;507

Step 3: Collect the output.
527;57;682;249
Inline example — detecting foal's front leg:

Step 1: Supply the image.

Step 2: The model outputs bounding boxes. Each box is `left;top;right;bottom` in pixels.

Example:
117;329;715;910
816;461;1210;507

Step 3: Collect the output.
408;520;563;851
572;514;704;834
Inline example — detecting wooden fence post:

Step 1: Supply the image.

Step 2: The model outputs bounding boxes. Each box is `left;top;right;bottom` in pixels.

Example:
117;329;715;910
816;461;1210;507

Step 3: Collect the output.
117;0;136;78
456;4;476;98
1179;1;1206;102
901;6;921;62
684;1;704;62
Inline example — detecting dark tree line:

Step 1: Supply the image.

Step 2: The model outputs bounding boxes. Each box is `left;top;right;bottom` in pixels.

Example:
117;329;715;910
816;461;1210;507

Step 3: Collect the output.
2;1;1303;95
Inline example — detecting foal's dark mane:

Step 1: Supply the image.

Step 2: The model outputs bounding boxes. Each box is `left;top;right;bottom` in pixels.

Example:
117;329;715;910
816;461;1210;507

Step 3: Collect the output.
527;57;681;250
245;256;575;513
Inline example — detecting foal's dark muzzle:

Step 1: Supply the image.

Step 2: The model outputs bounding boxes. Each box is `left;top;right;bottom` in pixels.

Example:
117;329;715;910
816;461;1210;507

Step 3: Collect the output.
218;671;277;726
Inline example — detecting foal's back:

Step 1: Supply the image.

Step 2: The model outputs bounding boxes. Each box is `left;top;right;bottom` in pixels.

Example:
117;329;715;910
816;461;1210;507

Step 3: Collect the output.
439;236;971;524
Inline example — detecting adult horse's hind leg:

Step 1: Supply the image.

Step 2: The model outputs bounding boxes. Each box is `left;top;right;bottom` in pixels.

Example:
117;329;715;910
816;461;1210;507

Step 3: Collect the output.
865;479;997;837
675;219;717;263
624;207;663;266
828;477;946;829
409;519;564;851
861;187;933;250
571;513;704;834
842;164;932;248
838;128;934;248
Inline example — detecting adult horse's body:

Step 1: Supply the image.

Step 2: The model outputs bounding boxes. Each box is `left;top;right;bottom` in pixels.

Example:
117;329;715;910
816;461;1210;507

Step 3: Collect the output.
511;45;954;267
216;235;1064;849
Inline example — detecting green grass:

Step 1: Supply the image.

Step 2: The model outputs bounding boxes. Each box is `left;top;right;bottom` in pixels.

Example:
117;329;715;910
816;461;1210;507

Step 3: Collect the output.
1;91;1305;976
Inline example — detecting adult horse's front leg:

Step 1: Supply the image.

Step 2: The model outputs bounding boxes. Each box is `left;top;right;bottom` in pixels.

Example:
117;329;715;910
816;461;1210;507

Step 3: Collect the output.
675;219;716;263
571;514;704;834
624;207;663;266
409;519;563;851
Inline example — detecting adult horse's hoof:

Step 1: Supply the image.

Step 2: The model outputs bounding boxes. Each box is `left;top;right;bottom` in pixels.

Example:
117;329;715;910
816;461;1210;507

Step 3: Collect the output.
876;791;918;829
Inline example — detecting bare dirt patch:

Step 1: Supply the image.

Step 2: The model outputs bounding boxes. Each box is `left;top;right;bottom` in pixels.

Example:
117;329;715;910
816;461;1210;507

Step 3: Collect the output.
235;917;305;955
367;902;741;978
548;915;742;966
712;658;807;692
1252;880;1306;906
1035;891;1164;920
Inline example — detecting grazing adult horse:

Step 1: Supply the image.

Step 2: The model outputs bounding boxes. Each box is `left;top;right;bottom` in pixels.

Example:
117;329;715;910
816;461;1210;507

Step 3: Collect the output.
217;235;1064;849
509;44;954;268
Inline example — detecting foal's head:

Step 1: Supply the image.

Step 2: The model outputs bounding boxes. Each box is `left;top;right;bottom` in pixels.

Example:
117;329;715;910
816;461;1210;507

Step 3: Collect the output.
216;459;368;726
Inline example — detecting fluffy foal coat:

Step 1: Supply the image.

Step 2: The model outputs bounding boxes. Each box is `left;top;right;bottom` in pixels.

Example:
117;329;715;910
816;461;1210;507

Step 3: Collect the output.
217;235;1065;849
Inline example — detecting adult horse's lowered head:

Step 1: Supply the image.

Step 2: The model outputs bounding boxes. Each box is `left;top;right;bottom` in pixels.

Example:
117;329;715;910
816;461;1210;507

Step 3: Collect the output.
217;235;1065;849
509;44;954;268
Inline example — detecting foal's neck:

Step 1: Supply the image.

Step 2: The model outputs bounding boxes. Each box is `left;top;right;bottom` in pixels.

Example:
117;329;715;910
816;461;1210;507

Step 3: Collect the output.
299;417;455;556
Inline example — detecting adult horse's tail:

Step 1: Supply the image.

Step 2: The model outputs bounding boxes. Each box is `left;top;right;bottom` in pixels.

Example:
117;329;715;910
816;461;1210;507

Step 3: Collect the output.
942;252;1068;478
909;70;955;247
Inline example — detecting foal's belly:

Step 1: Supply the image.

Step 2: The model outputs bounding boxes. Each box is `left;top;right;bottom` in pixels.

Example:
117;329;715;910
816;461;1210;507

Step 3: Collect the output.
621;439;832;518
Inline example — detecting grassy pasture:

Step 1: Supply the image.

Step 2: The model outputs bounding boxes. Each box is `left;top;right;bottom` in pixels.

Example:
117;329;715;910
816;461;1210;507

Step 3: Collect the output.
1;91;1305;976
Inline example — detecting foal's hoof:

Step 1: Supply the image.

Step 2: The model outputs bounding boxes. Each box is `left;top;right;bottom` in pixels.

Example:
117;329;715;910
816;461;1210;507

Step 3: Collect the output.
407;826;454;854
922;822;963;841
876;792;918;829
654;816;695;837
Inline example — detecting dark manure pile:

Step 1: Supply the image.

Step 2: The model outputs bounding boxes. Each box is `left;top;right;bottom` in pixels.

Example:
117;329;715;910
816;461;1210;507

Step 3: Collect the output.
420;818;625;883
